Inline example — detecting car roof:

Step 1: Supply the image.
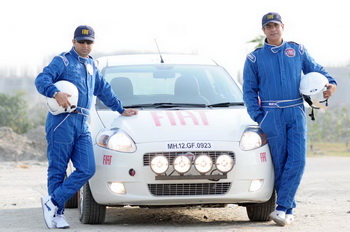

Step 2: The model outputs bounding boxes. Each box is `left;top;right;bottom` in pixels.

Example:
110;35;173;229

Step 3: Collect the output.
96;54;218;68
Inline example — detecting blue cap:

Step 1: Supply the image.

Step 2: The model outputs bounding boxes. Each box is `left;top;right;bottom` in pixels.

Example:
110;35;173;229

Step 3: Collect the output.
74;25;95;41
262;12;282;27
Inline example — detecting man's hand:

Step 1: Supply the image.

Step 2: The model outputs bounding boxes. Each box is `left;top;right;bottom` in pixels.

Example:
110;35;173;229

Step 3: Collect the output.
121;108;138;116
323;84;337;99
54;92;72;109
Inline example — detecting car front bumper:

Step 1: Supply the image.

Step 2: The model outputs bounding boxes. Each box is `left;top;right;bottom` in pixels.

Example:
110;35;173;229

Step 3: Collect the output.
89;141;274;206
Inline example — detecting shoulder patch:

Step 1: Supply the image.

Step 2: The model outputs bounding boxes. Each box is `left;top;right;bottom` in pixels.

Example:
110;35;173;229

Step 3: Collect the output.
59;52;69;66
247;53;256;63
299;44;305;55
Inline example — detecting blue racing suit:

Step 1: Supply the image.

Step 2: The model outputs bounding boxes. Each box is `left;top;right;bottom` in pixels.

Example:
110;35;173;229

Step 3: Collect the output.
35;47;125;214
243;40;336;210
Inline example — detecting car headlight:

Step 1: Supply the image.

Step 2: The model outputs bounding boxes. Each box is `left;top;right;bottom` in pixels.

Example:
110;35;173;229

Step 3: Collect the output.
240;126;267;151
215;154;234;173
97;128;136;153
150;155;169;174
194;154;213;174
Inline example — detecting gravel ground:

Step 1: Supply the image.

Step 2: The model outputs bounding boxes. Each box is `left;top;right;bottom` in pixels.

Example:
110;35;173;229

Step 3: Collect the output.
1;156;350;232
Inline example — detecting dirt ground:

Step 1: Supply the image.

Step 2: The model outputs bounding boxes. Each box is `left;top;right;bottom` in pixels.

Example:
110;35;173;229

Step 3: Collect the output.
1;156;350;232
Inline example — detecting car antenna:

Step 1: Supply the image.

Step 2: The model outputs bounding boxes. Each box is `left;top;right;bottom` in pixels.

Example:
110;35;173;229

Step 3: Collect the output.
154;39;164;63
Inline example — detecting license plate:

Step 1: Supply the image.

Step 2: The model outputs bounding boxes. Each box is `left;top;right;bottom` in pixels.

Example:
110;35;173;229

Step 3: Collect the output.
166;142;213;150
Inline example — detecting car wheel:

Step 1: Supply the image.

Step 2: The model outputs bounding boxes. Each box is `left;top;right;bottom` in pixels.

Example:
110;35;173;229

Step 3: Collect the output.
78;181;106;224
245;191;276;221
65;191;79;208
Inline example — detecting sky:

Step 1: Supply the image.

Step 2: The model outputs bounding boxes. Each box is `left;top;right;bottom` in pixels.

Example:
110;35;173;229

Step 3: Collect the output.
1;0;349;78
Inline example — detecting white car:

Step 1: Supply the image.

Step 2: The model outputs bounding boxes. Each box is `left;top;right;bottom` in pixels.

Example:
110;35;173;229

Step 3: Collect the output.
66;54;275;224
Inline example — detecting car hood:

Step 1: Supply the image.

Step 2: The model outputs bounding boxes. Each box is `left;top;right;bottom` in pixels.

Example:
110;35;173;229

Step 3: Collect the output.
95;108;256;143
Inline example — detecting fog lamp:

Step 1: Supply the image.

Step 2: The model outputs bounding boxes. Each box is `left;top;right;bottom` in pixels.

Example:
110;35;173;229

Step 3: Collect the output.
194;154;213;174
249;179;264;192
215;154;234;173
173;155;192;174
108;182;126;194
150;156;169;174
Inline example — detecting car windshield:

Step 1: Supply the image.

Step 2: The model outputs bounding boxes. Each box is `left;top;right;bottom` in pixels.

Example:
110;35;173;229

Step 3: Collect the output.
96;64;243;109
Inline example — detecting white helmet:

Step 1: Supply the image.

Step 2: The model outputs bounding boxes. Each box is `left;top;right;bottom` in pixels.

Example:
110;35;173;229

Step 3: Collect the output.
46;80;79;115
299;72;328;96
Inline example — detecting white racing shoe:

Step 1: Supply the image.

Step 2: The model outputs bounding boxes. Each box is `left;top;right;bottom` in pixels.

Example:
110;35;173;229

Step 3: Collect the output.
53;214;70;229
269;210;287;226
285;214;295;225
41;196;58;229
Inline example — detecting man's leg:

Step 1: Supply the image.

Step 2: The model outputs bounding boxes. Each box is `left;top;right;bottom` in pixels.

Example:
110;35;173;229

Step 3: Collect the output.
260;109;288;198
43;118;74;228
52;131;96;208
260;109;290;226
277;107;307;209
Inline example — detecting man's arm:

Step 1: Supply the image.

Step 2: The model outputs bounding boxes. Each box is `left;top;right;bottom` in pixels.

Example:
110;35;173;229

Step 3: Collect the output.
35;56;65;98
243;55;264;124
301;46;337;99
94;69;137;116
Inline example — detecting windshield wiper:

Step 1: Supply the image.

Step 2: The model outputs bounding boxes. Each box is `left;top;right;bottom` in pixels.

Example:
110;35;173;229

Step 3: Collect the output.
154;103;207;108
124;103;207;108
124;103;155;108
207;102;244;107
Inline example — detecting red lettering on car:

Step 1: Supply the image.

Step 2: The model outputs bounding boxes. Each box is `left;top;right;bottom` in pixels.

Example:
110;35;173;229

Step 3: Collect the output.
197;111;209;125
176;111;198;125
260;152;267;162
103;155;112;165
150;112;163;126
166;112;176;125
151;111;209;127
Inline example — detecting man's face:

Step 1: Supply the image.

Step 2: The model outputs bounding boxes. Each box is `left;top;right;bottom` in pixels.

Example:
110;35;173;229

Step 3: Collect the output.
72;39;94;58
262;22;284;45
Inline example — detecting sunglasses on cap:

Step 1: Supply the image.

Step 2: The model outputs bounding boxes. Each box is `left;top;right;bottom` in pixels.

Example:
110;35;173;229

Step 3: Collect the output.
76;40;94;45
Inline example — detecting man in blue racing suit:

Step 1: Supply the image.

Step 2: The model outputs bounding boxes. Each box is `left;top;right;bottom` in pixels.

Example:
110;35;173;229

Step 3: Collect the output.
243;13;337;226
35;25;138;229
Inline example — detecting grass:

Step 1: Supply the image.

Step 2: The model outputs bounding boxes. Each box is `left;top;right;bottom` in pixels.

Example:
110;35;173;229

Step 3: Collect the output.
307;142;350;157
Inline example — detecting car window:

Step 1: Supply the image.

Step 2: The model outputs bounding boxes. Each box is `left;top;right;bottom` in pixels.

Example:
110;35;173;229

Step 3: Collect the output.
96;65;243;109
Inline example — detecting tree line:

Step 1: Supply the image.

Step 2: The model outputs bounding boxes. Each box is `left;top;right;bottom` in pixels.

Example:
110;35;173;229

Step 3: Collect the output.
0;93;348;148
0;92;45;134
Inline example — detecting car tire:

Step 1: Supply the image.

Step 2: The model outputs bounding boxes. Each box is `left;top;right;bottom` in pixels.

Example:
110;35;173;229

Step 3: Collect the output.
64;173;78;208
79;181;106;224
65;191;79;208
245;191;276;221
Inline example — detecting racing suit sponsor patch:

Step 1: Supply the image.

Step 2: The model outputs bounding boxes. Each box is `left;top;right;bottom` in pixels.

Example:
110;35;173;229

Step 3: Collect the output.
247;53;256;63
285;48;295;57
59;52;70;66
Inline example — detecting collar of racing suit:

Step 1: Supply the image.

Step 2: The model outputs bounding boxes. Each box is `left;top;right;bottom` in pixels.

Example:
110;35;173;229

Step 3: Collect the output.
70;47;93;64
264;39;285;53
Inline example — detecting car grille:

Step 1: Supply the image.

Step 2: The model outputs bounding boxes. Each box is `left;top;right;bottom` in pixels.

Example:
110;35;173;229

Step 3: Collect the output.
148;182;231;196
143;151;235;166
